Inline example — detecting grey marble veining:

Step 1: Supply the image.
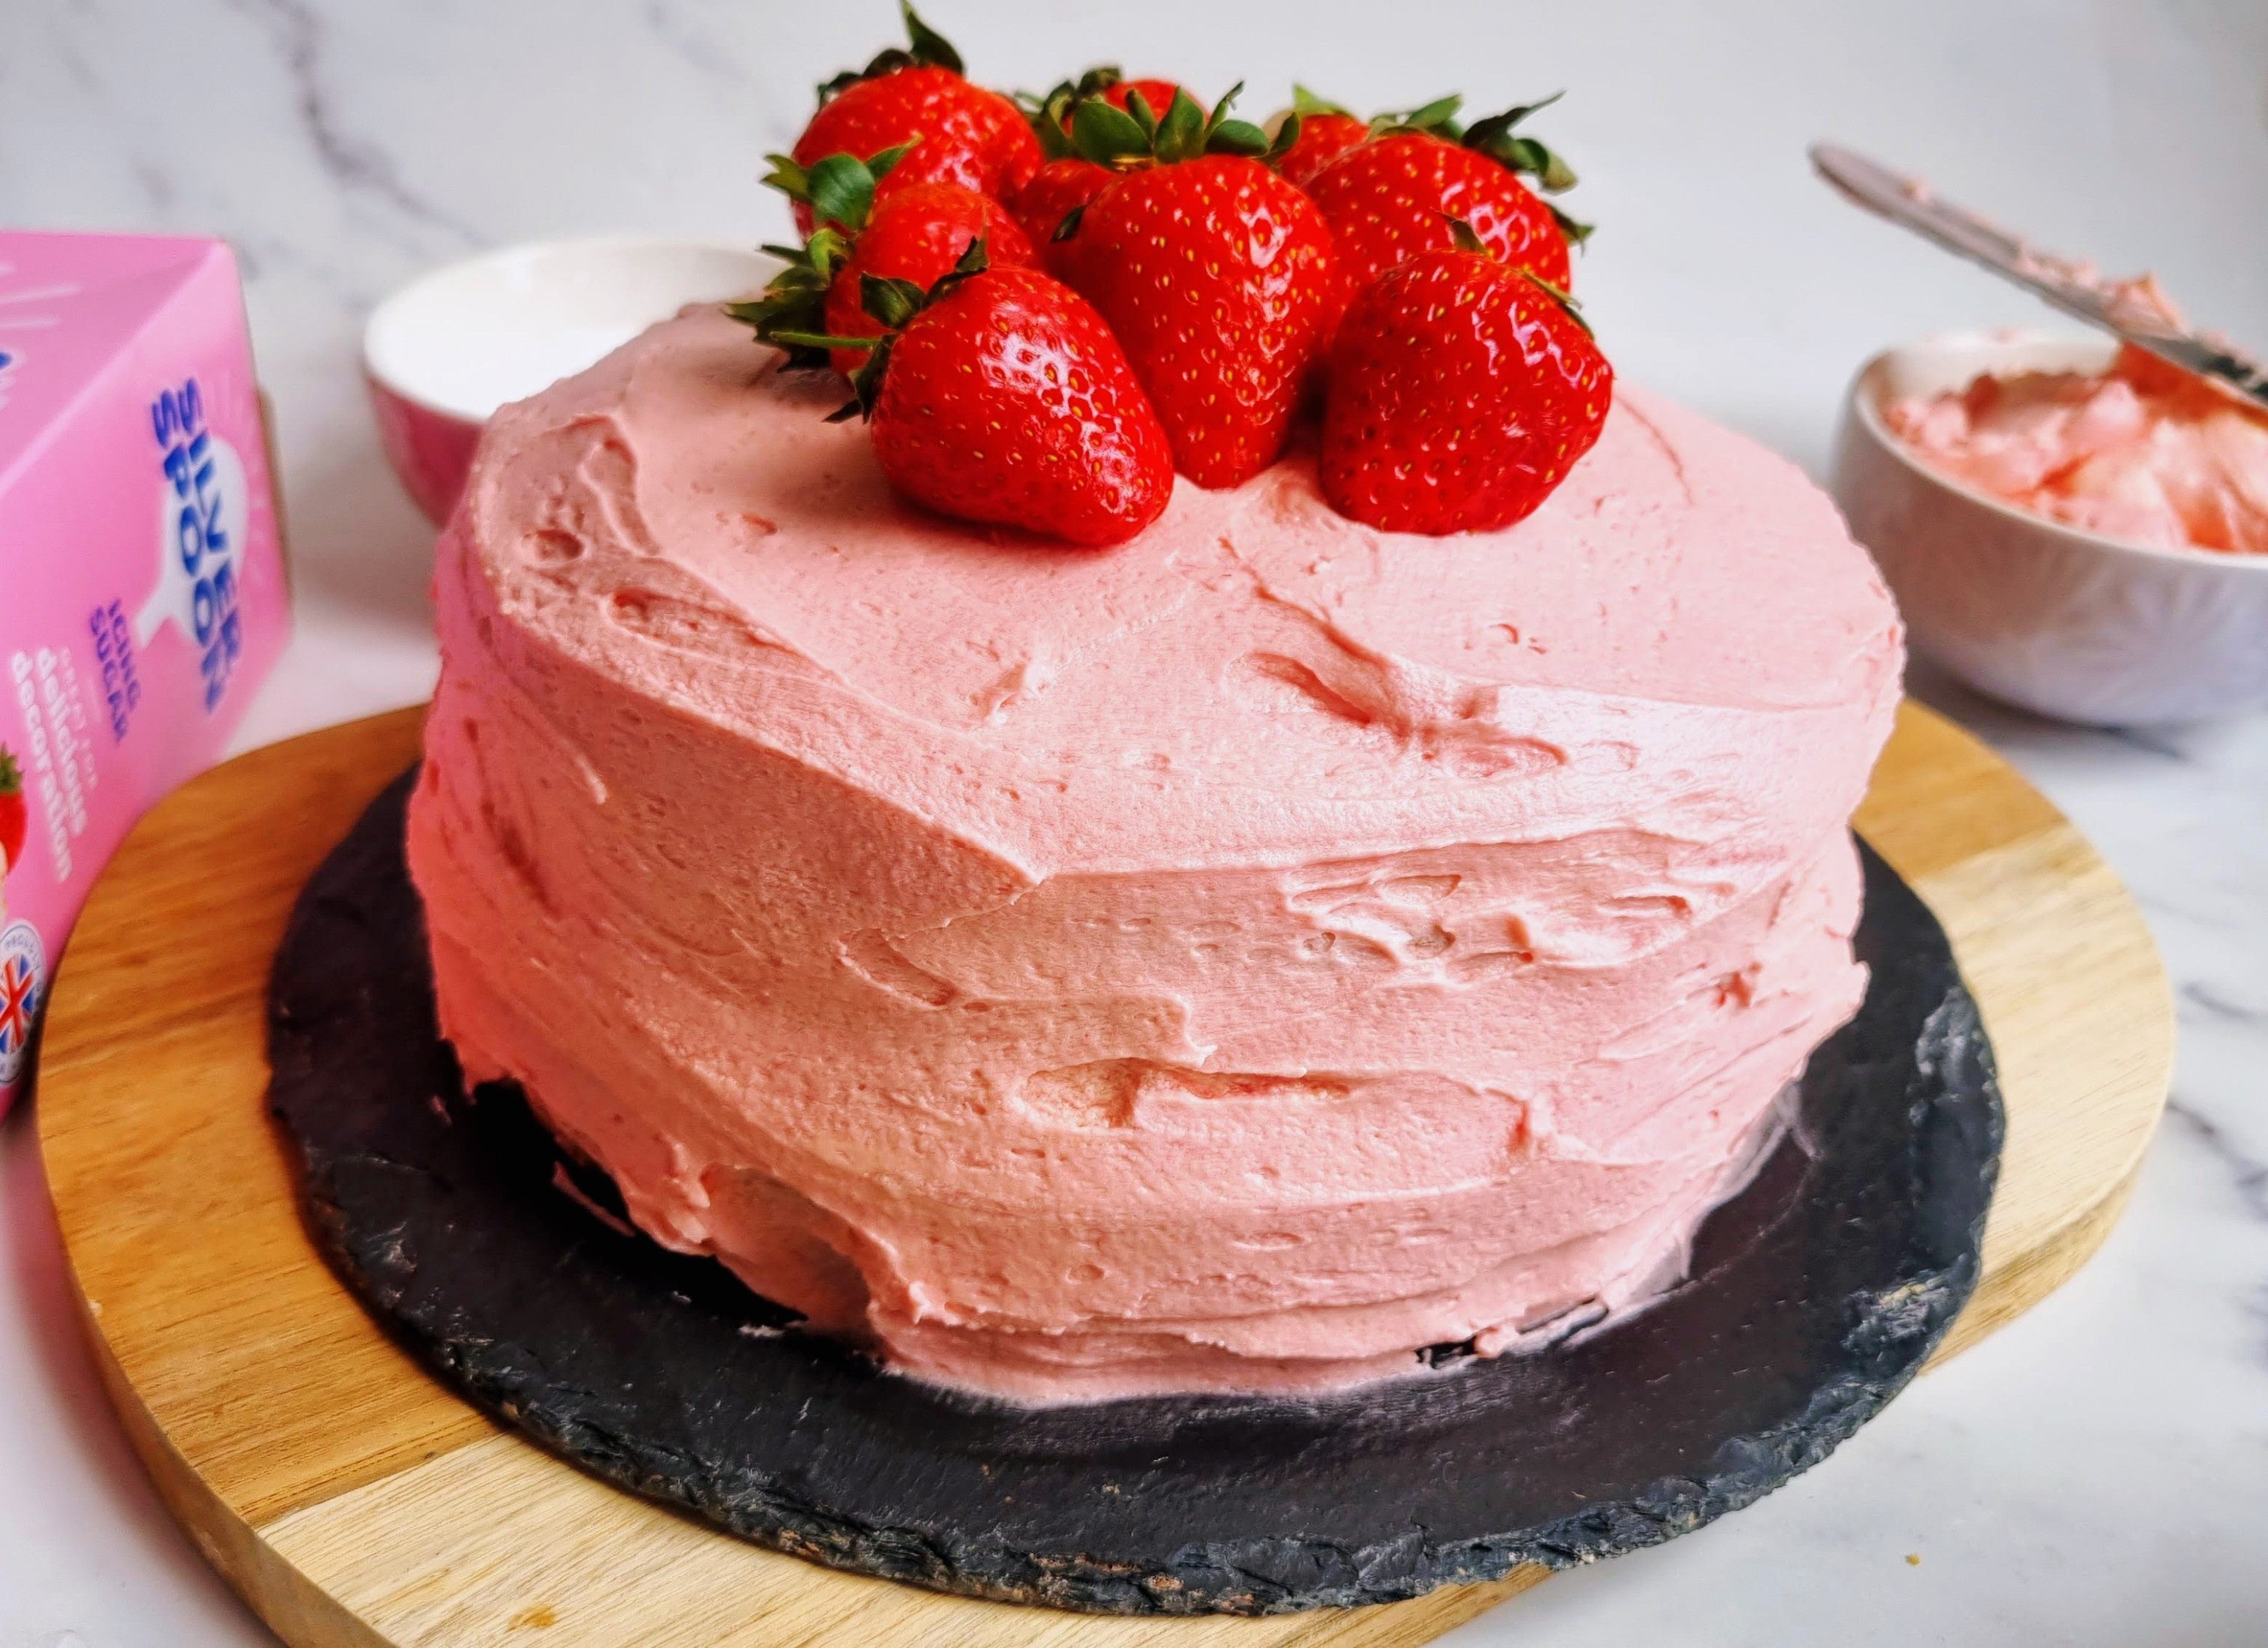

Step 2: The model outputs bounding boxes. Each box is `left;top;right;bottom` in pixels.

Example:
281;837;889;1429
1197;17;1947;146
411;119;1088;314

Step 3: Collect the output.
2;0;2265;1643
2165;1101;2268;1224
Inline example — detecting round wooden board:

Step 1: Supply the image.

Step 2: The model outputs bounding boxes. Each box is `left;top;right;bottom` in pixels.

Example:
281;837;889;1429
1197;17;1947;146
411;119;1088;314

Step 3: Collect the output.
35;702;2170;1648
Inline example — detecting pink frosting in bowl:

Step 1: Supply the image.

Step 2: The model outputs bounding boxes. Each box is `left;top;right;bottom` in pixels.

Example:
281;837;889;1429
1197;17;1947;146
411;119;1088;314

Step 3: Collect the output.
406;305;1904;1404
1884;347;2268;559
1834;326;2268;727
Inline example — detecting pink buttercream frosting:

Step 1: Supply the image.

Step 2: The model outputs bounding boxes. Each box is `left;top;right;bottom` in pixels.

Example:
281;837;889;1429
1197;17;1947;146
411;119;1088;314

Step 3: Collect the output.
1886;282;2268;556
405;305;1904;1404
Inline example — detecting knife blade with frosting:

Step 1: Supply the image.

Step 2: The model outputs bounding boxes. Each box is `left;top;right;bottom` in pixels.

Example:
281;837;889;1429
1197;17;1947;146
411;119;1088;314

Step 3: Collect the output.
1810;142;2268;413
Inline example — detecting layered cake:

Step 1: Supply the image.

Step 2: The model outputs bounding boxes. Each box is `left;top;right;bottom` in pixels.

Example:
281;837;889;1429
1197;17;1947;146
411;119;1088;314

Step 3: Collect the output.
405;310;1900;1401
405;16;1904;1404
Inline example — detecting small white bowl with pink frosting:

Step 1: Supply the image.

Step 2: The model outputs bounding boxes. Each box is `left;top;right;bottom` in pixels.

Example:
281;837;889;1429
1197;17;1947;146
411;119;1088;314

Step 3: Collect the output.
1832;328;2268;725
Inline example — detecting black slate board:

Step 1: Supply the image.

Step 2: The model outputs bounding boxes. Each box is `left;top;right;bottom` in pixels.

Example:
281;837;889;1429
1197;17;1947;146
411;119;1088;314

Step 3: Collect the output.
268;772;2002;1617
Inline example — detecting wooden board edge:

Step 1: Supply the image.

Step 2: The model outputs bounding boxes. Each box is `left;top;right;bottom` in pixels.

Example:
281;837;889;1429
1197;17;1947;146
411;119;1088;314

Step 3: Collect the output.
1904;824;2173;1293
1928;1164;2141;1368
1285;1568;1552;1646
64;1281;387;1648
242;1415;1555;1648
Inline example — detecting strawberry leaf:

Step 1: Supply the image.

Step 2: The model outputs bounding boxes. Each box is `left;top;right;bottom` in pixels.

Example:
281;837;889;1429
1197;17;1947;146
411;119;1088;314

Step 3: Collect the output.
817;67;873;103
1494;91;1564;123
760;153;809;201
860;274;929;330
1052;204;1088;241
1022;64;1126;127
765;328;881;352
1154;88;1208;164
1018;84;1078;159
1394;93;1465;136
855;237;991;333
730;226;860;369
838;330;896;420
815;2;963;103
765;149;914;234
808;226;854;277
898;2;963;74
805;152;881;231
1445;215;1487;255
1056;76;1282;170
1534;145;1580;193
926;234;992;304
1263;110;1303;164
1550;204;1594;248
1464;94;1579;192
1290;84;1352;118
1204;119;1270;156
1072;97;1152;166
1485;133;1577;193
1199;82;1270;156
1124;86;1161;140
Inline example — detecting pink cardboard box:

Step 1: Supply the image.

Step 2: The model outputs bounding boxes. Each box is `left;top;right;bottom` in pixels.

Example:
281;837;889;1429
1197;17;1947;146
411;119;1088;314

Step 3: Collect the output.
0;231;291;1113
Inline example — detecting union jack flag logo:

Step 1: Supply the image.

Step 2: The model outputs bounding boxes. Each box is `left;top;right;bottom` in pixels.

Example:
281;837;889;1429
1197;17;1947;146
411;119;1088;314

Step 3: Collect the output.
0;921;45;1085
0;952;34;1056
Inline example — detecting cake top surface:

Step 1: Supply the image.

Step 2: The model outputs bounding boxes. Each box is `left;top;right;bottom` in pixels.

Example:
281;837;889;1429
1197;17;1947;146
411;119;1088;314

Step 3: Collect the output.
463;306;1900;873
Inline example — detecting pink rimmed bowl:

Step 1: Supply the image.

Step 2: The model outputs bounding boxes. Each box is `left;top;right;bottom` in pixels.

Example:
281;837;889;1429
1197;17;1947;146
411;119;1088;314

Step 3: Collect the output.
364;238;772;526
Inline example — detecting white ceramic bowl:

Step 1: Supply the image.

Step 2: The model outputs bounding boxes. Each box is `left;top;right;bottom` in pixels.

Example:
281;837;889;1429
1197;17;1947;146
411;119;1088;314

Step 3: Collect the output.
364;237;773;524
1830;329;2268;725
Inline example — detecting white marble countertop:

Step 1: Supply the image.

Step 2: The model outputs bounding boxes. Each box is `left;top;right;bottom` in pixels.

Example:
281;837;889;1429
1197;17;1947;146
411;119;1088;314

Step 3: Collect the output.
4;1;2265;1642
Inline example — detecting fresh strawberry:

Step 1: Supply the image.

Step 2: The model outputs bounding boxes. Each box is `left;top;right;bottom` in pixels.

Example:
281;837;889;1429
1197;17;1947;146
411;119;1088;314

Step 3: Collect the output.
746;157;1036;377
1277;112;1372;189
1304;95;1588;295
1270;86;1373;188
1007;70;1184;271
759;242;1173;547
1009;157;1115;273
1322;227;1612;535
784;4;1040;235
0;751;25;875
821;184;1034;373
1053;86;1337;487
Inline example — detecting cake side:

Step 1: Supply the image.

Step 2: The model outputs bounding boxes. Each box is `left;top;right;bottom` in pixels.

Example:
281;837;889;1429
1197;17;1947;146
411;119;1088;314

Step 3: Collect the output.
404;309;1903;1402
